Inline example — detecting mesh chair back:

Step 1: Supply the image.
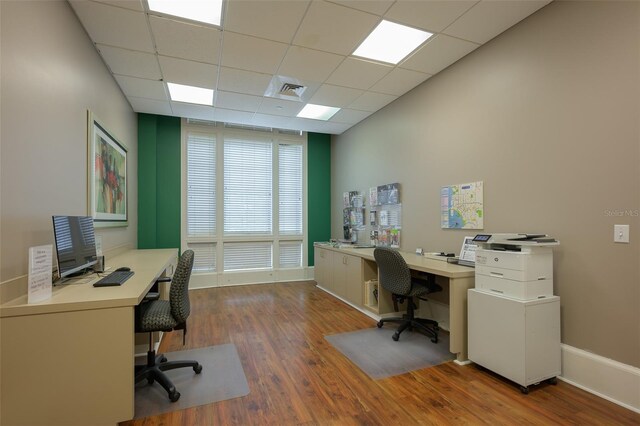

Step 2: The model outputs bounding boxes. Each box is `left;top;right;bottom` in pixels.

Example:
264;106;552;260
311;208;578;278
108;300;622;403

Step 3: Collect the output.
170;250;195;324
374;247;412;296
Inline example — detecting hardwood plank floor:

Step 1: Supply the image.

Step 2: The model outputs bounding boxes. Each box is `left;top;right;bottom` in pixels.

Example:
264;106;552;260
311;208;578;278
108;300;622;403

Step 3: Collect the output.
122;281;639;425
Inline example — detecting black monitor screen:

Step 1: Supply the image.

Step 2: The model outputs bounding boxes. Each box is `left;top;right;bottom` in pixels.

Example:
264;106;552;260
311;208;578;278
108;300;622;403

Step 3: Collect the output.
52;216;97;278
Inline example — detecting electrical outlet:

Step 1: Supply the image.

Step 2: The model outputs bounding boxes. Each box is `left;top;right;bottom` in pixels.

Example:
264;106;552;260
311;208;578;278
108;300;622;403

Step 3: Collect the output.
614;224;630;243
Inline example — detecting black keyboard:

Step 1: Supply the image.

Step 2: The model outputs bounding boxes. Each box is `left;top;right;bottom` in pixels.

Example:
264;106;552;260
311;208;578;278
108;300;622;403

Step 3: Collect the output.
93;270;134;287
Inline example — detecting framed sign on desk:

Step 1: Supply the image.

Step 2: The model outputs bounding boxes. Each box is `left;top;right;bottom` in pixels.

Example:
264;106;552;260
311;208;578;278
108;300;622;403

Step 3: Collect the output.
87;110;128;227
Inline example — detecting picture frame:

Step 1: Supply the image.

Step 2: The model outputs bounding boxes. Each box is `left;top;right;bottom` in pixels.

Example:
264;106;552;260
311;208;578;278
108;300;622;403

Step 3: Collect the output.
87;111;128;227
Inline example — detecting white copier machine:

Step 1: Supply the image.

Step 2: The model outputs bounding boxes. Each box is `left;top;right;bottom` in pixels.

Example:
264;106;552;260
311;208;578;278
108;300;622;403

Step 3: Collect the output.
468;233;561;394
472;233;558;300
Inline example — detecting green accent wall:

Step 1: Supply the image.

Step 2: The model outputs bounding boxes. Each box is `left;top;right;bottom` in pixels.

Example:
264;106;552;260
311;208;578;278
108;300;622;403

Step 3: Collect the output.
307;132;331;266
138;114;181;249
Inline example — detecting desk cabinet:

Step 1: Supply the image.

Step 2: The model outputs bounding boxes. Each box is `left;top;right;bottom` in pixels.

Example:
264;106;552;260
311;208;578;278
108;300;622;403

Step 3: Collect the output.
333;253;362;304
314;247;333;292
314;247;365;307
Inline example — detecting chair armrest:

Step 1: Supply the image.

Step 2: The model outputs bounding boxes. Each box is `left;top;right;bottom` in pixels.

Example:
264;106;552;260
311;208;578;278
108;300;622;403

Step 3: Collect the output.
143;292;160;301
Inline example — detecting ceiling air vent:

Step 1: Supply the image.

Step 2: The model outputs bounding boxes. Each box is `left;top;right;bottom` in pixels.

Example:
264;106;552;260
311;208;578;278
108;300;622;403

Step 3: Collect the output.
279;83;306;98
264;75;311;102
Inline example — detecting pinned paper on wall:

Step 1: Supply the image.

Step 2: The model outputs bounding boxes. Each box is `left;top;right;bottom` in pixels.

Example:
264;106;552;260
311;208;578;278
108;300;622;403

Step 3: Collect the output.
28;245;53;304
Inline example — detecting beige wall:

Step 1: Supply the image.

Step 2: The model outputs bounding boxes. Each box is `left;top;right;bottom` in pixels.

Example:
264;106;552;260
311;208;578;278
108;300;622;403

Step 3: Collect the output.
0;0;137;282
332;1;639;367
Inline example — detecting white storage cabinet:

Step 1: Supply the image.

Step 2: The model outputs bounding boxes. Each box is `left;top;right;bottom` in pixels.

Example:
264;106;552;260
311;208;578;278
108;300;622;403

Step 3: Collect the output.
468;289;560;393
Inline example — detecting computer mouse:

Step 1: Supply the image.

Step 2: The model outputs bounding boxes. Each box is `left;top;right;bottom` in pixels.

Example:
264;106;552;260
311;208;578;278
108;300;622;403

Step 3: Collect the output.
116;266;131;272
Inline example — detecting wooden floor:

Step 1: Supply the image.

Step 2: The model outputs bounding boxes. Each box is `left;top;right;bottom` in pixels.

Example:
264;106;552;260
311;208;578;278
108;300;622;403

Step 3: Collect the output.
122;281;639;425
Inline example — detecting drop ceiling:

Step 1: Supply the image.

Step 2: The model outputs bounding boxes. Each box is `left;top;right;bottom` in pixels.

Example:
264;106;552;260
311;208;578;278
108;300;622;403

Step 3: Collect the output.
69;0;551;135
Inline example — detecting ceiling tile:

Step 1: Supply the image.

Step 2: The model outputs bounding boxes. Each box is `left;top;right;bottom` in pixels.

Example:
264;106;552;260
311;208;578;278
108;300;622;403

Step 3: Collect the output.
127;96;172;116
69;0;154;52
251;113;294;129
384;0;477;33
326;57;392;90
277;46;345;83
93;0;144;12
329;0;394;16
369;68;431;96
158;56;218;88
214;91;262;113
171;102;215;121
220;32;289;74
349;91;397;112
309;84;364;108
149;16;221;64
258;98;305;117
400;34;479;75
114;75;168;100
97;44;161;80
293;1;379;55
213;108;255;124
292;117;350;134
443;0;550;44
330;108;373;124
224;0;310;43
217;67;272;96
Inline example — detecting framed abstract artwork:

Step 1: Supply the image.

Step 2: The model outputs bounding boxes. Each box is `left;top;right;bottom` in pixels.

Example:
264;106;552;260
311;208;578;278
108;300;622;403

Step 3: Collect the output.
87;111;128;227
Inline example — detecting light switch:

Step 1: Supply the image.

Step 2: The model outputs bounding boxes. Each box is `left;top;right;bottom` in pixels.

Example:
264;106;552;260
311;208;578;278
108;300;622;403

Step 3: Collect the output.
614;224;630;243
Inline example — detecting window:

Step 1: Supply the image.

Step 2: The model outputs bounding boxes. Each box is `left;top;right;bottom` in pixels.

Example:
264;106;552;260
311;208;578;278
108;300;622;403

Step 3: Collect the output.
279;144;303;235
182;122;306;276
186;132;216;238
223;138;272;234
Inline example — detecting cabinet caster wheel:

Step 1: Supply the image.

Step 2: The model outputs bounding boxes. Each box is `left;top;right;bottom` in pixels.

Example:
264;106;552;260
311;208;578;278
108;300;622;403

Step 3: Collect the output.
376;320;383;328
194;364;203;374
519;386;529;395
392;332;400;341
169;390;180;402
547;377;557;385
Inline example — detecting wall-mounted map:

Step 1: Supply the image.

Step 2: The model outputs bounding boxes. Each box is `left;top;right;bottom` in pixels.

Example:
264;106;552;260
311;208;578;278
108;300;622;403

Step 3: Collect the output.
441;181;484;229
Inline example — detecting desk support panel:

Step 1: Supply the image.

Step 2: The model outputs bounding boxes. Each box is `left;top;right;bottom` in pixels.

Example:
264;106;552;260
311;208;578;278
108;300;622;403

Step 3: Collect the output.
1;307;134;426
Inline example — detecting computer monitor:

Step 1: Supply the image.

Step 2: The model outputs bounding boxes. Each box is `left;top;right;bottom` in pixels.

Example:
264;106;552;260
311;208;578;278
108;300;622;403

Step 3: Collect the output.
52;215;98;279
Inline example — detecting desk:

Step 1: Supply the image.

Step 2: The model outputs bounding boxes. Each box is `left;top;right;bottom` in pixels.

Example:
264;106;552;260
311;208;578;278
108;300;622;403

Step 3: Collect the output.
0;249;178;426
314;244;475;363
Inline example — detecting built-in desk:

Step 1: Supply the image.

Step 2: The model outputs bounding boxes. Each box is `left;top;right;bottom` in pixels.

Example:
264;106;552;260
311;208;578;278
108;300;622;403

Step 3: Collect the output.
0;248;178;426
314;244;475;363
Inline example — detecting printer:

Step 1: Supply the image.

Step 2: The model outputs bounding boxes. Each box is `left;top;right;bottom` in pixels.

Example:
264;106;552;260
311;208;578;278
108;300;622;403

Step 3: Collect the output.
471;233;559;300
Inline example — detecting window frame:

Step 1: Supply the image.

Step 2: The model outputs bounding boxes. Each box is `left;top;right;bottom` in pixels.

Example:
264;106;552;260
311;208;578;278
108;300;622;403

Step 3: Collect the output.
181;120;307;279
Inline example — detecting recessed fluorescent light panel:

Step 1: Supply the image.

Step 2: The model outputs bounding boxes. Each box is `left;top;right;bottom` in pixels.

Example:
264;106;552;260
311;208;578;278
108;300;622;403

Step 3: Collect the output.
147;0;223;26
353;20;432;64
167;82;214;106
297;104;340;121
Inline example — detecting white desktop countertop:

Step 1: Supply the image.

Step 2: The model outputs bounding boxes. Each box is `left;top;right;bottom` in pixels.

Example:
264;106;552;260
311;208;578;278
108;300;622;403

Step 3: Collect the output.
0;248;178;318
314;243;474;279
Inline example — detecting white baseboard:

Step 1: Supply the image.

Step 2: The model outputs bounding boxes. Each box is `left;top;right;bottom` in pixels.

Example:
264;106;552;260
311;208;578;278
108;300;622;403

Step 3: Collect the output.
560;344;640;413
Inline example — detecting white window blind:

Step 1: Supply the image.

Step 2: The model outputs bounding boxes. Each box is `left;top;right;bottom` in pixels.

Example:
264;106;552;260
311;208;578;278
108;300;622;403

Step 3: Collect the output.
224;138;272;234
279;241;302;268
188;242;216;272
224;242;272;271
187;133;216;237
279;144;303;235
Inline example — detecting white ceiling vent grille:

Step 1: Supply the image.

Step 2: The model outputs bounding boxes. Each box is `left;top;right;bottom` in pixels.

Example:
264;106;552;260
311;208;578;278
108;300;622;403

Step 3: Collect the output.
278;83;306;98
265;75;315;102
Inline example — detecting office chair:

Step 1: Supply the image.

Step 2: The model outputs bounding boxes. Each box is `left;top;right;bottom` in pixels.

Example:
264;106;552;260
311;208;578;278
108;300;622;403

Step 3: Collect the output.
135;249;202;402
374;247;443;343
